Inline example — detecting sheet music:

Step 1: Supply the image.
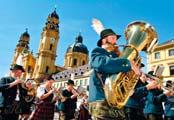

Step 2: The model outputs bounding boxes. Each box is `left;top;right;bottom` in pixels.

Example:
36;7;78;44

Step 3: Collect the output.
154;65;165;77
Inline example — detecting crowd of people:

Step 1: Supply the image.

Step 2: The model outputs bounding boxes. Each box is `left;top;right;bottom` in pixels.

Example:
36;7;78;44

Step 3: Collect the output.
0;64;91;120
0;28;174;120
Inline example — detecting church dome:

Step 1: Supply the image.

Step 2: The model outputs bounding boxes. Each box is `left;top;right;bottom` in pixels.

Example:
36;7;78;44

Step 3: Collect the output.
66;34;89;55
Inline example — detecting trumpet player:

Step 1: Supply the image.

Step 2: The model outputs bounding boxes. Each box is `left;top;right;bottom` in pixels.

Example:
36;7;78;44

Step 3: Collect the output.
124;63;158;120
88;28;140;120
58;79;78;120
144;71;173;120
0;64;25;120
30;75;58;120
163;80;174;120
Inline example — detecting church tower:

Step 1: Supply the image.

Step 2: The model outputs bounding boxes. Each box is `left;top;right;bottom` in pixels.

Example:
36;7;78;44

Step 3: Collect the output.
32;10;59;80
12;29;30;65
64;33;89;69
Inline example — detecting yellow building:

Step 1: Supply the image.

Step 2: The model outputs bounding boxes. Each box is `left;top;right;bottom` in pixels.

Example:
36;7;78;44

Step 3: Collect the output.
12;29;31;65
12;10;65;81
32;10;60;80
64;33;89;69
54;33;89;90
12;9;89;82
12;29;36;79
147;39;174;81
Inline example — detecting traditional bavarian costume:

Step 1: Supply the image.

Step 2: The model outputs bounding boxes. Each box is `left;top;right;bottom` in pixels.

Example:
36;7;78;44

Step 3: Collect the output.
31;86;55;120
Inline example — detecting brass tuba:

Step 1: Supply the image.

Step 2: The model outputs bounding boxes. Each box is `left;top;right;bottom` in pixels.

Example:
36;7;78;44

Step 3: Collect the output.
104;21;158;108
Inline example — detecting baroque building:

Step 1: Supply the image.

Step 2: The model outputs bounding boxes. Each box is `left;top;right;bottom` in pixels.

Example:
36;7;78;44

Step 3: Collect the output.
12;9;89;84
147;39;174;81
12;29;31;65
64;33;89;69
12;29;36;79
32;10;60;80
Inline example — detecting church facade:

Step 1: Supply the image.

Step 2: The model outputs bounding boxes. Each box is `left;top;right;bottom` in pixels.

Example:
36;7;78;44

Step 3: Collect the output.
11;10;89;83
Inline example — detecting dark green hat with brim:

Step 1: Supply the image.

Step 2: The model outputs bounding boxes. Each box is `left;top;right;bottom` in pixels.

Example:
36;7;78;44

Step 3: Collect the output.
97;29;121;47
66;79;75;85
10;64;25;72
140;63;145;68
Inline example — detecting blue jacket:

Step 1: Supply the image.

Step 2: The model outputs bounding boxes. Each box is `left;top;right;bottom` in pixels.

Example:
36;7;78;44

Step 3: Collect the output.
144;89;166;115
125;80;148;109
164;96;174;117
89;47;131;102
0;76;17;107
0;78;11;107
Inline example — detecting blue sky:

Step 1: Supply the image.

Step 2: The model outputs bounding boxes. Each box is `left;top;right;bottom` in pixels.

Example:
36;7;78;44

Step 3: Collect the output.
0;0;174;77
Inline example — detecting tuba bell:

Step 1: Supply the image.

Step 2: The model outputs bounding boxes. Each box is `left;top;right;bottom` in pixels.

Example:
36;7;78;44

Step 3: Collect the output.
104;21;158;108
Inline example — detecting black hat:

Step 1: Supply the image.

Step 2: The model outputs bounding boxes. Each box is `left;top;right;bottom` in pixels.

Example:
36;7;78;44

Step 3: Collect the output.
47;75;55;81
147;71;154;76
97;29;121;47
165;80;173;88
140;63;145;68
66;79;74;85
10;64;25;72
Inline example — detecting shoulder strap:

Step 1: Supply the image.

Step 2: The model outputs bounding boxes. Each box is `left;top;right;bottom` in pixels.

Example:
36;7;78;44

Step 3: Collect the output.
94;70;105;88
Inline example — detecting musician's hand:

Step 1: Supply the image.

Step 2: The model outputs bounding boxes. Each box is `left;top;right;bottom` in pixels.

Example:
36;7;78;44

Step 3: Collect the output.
9;79;22;88
14;79;22;84
49;89;56;94
129;90;134;96
55;88;61;93
140;72;147;83
146;81;158;90
163;90;173;97
130;61;141;75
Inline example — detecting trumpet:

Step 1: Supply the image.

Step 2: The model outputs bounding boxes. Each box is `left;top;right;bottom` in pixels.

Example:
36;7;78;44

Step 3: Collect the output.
162;81;174;94
104;43;122;56
145;74;174;94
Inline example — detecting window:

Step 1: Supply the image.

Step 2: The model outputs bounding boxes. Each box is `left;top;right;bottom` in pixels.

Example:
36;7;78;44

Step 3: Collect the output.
84;79;87;85
46;66;49;73
73;59;77;66
50;44;53;50
28;66;31;73
76;80;78;86
169;49;174;56
154;52;160;59
169;65;174;75
80;80;83;86
82;60;85;65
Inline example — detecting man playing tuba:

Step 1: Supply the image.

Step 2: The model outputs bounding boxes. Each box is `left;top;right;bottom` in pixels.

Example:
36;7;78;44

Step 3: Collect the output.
88;28;140;120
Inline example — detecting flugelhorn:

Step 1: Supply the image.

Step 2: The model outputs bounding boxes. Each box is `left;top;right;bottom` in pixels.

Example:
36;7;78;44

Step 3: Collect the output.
162;80;174;94
145;74;174;94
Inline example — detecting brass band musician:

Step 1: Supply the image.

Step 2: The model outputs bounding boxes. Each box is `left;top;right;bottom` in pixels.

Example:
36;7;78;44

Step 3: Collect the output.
88;28;140;120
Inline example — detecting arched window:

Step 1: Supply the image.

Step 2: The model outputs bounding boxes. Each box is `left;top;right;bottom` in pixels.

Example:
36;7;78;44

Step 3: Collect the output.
28;66;31;73
50;44;53;50
46;66;49;73
82;60;85;65
73;59;77;66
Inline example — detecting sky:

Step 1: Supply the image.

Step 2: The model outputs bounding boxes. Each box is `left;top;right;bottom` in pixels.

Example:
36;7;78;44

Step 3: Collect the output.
0;0;174;77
